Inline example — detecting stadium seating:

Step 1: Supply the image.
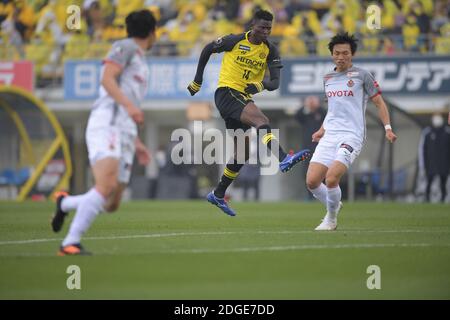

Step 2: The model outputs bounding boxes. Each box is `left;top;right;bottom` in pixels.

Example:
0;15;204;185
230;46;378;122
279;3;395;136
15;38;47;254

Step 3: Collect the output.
0;0;447;81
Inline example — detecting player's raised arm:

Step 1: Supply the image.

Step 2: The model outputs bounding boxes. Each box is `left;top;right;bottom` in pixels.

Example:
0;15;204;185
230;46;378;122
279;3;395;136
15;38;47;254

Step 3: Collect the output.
187;35;239;96
187;42;215;96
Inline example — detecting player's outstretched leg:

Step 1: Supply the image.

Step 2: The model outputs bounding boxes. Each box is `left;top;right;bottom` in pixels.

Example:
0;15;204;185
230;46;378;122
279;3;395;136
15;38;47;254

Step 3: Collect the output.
208;162;243;216
206;191;236;217
279;149;311;173
51;191;69;232
58;188;105;255
256;124;311;172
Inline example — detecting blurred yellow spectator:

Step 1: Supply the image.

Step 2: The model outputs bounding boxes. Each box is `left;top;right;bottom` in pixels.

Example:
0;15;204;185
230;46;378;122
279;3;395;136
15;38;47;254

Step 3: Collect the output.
382;0;400;31
341;0;358;34
280;34;308;57
34;1;63;43
213;15;243;37
14;1;36;31
316;36;332;56
269;0;288;37
418;0;433;16
114;0;144;26
435;23;450;55
25;40;53;75
177;0;208;23
101;20;126;41
0;1;14;18
401;0;432;16
85;41;111;58
168;11;201;56
96;0;114;21
402;15;420;50
359;24;381;55
64;30;90;60
400;0;434;16
311;0;332;11
238;0;271;25
305;11;322;36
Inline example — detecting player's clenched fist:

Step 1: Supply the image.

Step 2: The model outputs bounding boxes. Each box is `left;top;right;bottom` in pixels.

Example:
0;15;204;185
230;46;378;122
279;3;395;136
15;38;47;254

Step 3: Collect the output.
187;81;202;96
385;130;397;143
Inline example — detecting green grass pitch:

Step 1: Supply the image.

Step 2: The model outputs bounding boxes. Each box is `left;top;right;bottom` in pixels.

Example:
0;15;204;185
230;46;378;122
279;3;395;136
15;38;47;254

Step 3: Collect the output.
0;200;449;299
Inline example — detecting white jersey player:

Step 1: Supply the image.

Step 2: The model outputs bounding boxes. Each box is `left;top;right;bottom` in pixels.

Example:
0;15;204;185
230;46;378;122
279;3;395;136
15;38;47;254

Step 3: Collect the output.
51;10;157;255
306;32;397;231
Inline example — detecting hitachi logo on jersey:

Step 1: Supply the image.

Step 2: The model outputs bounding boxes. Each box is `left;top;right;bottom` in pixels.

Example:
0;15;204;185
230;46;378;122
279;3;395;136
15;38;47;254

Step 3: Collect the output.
238;44;251;51
327;90;354;97
236;56;265;68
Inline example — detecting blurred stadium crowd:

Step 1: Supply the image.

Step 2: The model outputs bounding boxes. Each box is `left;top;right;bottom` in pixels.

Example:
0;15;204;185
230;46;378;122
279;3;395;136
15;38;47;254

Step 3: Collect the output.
1;0;450;81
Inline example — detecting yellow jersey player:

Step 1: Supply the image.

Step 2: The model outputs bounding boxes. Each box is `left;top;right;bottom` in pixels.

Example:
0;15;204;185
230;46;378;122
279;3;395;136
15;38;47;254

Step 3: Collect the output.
188;10;311;216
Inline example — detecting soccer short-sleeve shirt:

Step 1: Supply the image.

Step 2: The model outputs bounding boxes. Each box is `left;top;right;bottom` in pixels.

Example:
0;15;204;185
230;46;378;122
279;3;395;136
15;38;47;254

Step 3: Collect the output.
88;38;149;136
212;31;283;95
323;66;381;142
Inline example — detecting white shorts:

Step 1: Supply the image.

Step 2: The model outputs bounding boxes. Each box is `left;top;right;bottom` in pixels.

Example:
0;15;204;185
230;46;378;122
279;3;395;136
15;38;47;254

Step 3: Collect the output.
86;126;136;184
310;134;362;168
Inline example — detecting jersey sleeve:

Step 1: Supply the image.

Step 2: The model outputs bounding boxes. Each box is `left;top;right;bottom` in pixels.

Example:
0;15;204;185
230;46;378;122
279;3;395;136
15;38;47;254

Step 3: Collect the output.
363;70;381;98
266;43;283;68
211;34;244;53
104;41;135;68
323;77;328;102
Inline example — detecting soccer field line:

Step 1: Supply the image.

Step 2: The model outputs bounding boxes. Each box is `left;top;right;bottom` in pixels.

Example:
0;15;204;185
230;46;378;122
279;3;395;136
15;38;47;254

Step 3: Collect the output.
170;243;450;254
0;229;449;246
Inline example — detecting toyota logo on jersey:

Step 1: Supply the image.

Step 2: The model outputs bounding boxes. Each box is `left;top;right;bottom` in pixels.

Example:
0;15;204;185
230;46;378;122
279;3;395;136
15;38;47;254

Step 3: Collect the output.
327;90;354;97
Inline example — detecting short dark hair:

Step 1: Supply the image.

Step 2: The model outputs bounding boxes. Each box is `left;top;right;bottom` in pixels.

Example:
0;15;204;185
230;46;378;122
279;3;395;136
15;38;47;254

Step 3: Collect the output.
126;10;156;39
328;32;358;54
253;9;273;22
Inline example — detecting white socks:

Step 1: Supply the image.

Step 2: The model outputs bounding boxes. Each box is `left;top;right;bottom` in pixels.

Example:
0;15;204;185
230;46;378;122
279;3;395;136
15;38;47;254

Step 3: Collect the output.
62;188;105;247
326;186;342;219
309;183;328;205
61;194;87;212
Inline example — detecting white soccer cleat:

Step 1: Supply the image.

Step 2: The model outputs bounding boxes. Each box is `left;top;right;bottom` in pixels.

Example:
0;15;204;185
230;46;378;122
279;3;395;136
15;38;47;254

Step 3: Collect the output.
314;218;337;231
314;201;343;231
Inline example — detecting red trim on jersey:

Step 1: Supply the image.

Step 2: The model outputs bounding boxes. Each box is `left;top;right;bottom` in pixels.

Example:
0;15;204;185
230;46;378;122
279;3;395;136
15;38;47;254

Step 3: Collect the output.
102;59;124;69
370;91;382;99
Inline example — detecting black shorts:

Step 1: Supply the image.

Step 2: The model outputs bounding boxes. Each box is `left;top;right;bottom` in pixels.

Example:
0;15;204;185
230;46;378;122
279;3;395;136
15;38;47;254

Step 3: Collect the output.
214;87;252;131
